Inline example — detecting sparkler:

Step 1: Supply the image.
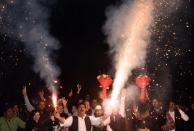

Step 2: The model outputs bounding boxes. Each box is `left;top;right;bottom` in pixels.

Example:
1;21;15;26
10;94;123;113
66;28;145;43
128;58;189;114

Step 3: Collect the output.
52;92;57;111
51;80;59;111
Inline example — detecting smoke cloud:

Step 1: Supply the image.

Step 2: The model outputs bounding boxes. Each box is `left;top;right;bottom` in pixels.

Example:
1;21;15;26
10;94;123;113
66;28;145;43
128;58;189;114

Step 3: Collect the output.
102;0;183;112
0;0;60;91
103;0;154;104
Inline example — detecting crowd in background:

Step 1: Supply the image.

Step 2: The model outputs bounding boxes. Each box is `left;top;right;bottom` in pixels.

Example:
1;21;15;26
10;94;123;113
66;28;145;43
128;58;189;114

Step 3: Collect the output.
0;84;194;131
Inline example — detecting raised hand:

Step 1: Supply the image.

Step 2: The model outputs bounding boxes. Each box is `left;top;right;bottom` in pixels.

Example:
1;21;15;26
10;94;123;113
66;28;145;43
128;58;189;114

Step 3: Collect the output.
22;86;27;96
61;97;68;107
76;84;82;94
38;90;46;101
68;89;73;97
53;111;60;119
33;112;40;123
38;90;44;97
132;105;139;113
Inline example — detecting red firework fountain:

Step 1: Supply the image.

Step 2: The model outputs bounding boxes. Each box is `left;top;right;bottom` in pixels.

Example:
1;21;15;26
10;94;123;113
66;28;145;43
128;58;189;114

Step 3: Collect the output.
97;74;113;99
135;75;151;103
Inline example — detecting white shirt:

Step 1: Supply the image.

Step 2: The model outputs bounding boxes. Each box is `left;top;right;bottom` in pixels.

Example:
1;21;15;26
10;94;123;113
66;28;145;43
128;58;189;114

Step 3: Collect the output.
60;115;101;131
168;111;175;131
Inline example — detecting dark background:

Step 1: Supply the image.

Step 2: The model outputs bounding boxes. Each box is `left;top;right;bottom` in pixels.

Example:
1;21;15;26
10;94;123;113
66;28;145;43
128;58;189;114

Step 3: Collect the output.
0;0;194;106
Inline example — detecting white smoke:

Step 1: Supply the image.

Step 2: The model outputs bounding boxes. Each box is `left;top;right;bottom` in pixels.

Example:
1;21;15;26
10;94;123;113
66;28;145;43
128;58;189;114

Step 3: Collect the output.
103;0;154;106
125;84;139;103
0;0;60;91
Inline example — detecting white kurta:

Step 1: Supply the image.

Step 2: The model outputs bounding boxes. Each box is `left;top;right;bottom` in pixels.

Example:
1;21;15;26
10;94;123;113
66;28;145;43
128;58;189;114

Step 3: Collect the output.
60;115;101;131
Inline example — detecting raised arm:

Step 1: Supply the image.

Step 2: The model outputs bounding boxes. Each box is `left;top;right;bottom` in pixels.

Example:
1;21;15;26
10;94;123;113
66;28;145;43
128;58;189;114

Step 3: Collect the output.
89;116;101;126
38;90;46;102
177;107;189;121
22;86;35;112
102;116;110;126
67;84;82;108
54;112;73;127
61;97;71;116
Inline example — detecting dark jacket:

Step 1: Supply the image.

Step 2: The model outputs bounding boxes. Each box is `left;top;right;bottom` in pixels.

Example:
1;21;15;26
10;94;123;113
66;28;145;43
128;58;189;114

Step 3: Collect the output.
69;116;91;131
109;114;127;131
149;108;166;131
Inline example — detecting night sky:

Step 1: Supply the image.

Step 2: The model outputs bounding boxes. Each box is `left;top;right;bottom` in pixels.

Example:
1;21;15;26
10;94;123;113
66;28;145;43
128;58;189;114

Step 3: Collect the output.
0;0;194;105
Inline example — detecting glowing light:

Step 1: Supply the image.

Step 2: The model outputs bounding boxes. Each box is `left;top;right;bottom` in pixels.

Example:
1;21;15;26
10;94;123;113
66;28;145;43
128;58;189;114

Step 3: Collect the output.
52;93;57;111
0;5;5;12
53;80;58;84
103;98;119;116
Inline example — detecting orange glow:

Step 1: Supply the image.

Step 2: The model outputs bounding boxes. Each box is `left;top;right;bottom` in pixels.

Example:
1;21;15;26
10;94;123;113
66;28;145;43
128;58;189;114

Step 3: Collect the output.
52;93;57;110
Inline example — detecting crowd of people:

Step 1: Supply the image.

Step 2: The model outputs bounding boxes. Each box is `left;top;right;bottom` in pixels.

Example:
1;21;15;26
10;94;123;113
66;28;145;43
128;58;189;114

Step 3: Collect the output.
0;84;194;131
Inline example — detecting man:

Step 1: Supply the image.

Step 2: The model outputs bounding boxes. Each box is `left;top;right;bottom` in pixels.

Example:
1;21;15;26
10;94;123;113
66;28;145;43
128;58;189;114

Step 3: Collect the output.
133;103;151;131
93;105;107;131
91;99;98;116
186;102;194;131
0;104;26;131
103;107;127;131
53;99;69;131
22;87;50;131
149;98;165;131
162;101;189;131
71;105;78;116
54;101;101;131
12;104;20;117
102;90;128;131
84;100;92;116
25;111;41;131
94;105;104;118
